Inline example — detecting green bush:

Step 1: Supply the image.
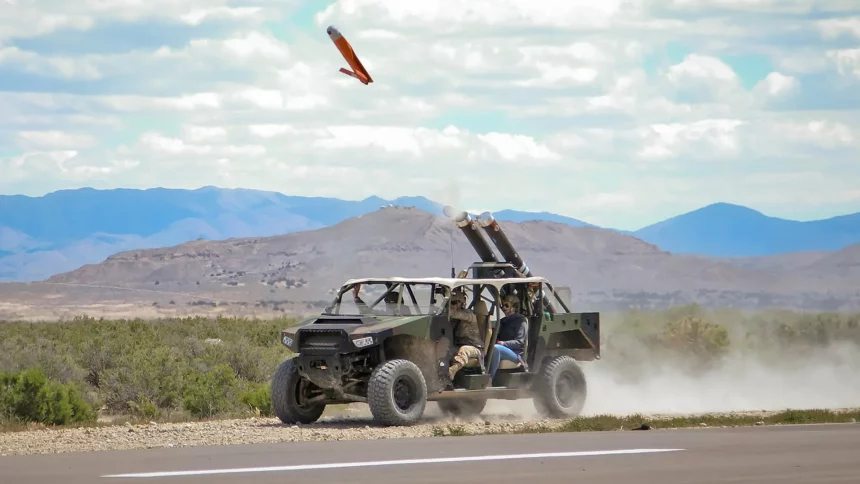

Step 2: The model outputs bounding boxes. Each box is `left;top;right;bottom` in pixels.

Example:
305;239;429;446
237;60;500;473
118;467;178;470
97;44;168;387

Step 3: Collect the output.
239;382;274;417
182;364;241;419
99;346;190;414
0;369;97;425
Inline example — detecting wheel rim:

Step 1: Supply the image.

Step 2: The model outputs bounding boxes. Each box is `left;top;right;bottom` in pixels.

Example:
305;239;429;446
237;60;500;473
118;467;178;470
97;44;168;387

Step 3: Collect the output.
393;375;417;412
292;378;317;411
554;371;581;409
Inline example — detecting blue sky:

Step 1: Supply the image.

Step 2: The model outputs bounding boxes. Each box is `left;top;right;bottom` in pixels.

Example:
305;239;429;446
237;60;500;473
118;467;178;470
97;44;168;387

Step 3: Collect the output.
1;0;859;230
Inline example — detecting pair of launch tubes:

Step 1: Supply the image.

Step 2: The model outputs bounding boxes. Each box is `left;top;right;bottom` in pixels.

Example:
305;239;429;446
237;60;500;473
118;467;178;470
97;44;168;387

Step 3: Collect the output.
452;210;555;314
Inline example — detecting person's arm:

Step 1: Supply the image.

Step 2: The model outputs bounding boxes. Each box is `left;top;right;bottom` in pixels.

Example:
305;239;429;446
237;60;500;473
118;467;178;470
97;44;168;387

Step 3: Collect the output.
352;295;370;313
449;309;476;324
351;286;370;313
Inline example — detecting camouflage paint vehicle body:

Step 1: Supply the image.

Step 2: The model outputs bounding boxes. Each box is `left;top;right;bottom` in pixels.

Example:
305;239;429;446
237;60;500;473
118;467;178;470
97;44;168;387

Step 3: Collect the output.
271;210;601;426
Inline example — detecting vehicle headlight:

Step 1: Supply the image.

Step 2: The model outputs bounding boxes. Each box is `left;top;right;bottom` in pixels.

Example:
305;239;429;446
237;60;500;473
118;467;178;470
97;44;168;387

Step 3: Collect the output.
353;336;373;348
282;335;293;347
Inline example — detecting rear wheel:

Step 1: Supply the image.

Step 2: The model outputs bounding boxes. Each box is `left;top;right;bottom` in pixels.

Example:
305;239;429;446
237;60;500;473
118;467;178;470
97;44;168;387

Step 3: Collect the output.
532;356;587;418
270;357;326;424
368;359;428;426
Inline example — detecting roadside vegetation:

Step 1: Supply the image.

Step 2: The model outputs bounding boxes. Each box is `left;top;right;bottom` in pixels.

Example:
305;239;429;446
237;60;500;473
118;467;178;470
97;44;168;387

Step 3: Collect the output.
431;408;860;437
0;316;291;429
1;305;859;431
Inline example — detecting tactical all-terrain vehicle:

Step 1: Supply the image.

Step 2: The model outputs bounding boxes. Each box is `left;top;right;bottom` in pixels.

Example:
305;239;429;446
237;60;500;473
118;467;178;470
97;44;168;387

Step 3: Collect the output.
270;210;600;426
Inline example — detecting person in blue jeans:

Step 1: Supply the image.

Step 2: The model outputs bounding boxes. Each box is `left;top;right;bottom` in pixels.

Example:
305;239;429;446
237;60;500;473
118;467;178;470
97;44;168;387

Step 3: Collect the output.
489;295;528;379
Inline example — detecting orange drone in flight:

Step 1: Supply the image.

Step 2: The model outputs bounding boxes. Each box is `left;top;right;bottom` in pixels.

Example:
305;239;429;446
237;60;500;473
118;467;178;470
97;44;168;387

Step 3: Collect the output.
326;25;373;85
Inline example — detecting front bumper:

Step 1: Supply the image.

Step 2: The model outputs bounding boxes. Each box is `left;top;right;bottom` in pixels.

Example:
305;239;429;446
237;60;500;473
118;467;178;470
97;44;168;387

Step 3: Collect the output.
282;328;378;354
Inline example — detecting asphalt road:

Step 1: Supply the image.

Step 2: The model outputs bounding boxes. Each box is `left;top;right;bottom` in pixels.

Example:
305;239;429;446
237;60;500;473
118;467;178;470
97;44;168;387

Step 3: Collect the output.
2;423;858;483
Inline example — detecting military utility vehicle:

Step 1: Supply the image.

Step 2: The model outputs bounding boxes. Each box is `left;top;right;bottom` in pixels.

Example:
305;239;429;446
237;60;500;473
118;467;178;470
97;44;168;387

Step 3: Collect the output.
271;210;600;426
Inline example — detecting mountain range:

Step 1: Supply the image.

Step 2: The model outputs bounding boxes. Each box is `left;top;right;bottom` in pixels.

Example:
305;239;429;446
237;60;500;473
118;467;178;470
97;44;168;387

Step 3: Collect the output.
0;206;853;322
1;186;859;283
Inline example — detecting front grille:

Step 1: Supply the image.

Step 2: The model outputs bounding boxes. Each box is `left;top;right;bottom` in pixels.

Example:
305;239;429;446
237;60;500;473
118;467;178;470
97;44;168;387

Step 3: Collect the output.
299;329;346;352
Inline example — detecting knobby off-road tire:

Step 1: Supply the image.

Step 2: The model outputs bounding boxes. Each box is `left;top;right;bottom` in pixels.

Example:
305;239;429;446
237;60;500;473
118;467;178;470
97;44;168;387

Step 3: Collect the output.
437;398;488;418
532;356;587;418
368;359;428;426
270;357;326;425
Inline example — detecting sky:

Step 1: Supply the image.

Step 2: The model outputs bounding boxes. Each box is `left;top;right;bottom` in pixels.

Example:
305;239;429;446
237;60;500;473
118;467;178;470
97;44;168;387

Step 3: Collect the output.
0;0;859;230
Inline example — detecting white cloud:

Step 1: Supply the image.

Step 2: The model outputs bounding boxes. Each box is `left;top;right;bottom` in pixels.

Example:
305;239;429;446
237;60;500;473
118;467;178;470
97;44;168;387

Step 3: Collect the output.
476;132;562;163
181;125;228;143
179;6;265;25
750;72;801;109
247;124;303;138
666;54;738;84
316;0;630;30
754;72;800;98
775;50;833;75
1;0;859;230
139;132;267;157
660;0;859;14
0;46;102;79
312;125;456;156
827;48;860;79
758;120;856;151
663;54;751;106
222;32;291;59
16;130;98;149
817;16;860;39
637;119;746;160
0;1;296;43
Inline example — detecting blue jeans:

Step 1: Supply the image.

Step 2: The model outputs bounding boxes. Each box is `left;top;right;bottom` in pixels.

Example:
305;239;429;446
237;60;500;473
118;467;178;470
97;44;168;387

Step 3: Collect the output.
489;344;520;378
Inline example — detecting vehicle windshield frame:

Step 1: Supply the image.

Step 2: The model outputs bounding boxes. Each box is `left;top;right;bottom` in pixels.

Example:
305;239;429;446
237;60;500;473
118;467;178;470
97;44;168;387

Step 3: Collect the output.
324;280;452;316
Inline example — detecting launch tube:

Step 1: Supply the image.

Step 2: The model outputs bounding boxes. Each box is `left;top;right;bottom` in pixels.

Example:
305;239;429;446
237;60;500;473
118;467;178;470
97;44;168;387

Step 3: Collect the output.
454;211;499;263
478;211;556;313
477;212;530;276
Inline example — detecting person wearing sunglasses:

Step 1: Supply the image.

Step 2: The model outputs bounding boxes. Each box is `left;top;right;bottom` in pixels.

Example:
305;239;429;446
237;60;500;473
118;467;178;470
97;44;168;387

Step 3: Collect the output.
488;294;528;378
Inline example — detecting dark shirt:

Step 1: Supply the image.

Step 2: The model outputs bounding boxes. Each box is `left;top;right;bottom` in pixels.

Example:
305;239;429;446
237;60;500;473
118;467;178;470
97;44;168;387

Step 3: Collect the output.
496;313;527;355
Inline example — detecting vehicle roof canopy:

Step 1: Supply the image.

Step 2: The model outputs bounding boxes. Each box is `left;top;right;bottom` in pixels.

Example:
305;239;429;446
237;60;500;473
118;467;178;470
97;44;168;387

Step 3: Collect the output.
341;276;551;290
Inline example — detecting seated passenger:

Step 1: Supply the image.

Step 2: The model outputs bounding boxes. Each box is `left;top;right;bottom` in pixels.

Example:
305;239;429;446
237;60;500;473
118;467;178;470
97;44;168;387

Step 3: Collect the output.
447;289;483;381
488;295;528;377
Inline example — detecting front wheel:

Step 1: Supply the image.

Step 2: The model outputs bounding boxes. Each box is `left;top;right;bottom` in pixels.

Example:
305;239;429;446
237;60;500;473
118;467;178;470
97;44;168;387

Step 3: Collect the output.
368;359;428;426
270;357;326;424
532;356;587;418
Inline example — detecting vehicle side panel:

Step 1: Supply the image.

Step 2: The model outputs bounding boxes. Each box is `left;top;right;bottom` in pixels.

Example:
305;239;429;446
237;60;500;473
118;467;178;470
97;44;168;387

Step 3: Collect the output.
532;312;600;366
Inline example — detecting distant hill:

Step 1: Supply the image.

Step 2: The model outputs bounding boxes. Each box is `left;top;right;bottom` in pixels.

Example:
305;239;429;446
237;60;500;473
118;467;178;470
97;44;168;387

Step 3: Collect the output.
0;187;598;282
486;210;596;228
632;203;860;258
46;207;659;292
34;207;860;316
1;187;859;282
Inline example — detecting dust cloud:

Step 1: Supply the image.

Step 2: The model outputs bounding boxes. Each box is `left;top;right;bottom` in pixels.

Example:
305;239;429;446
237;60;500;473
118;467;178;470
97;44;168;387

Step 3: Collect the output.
451;340;860;422
579;340;860;416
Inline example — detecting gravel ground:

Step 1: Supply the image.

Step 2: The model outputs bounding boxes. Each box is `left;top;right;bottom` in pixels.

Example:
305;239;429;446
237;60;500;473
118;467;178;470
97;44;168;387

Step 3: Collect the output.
2;405;857;457
0;412;564;457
